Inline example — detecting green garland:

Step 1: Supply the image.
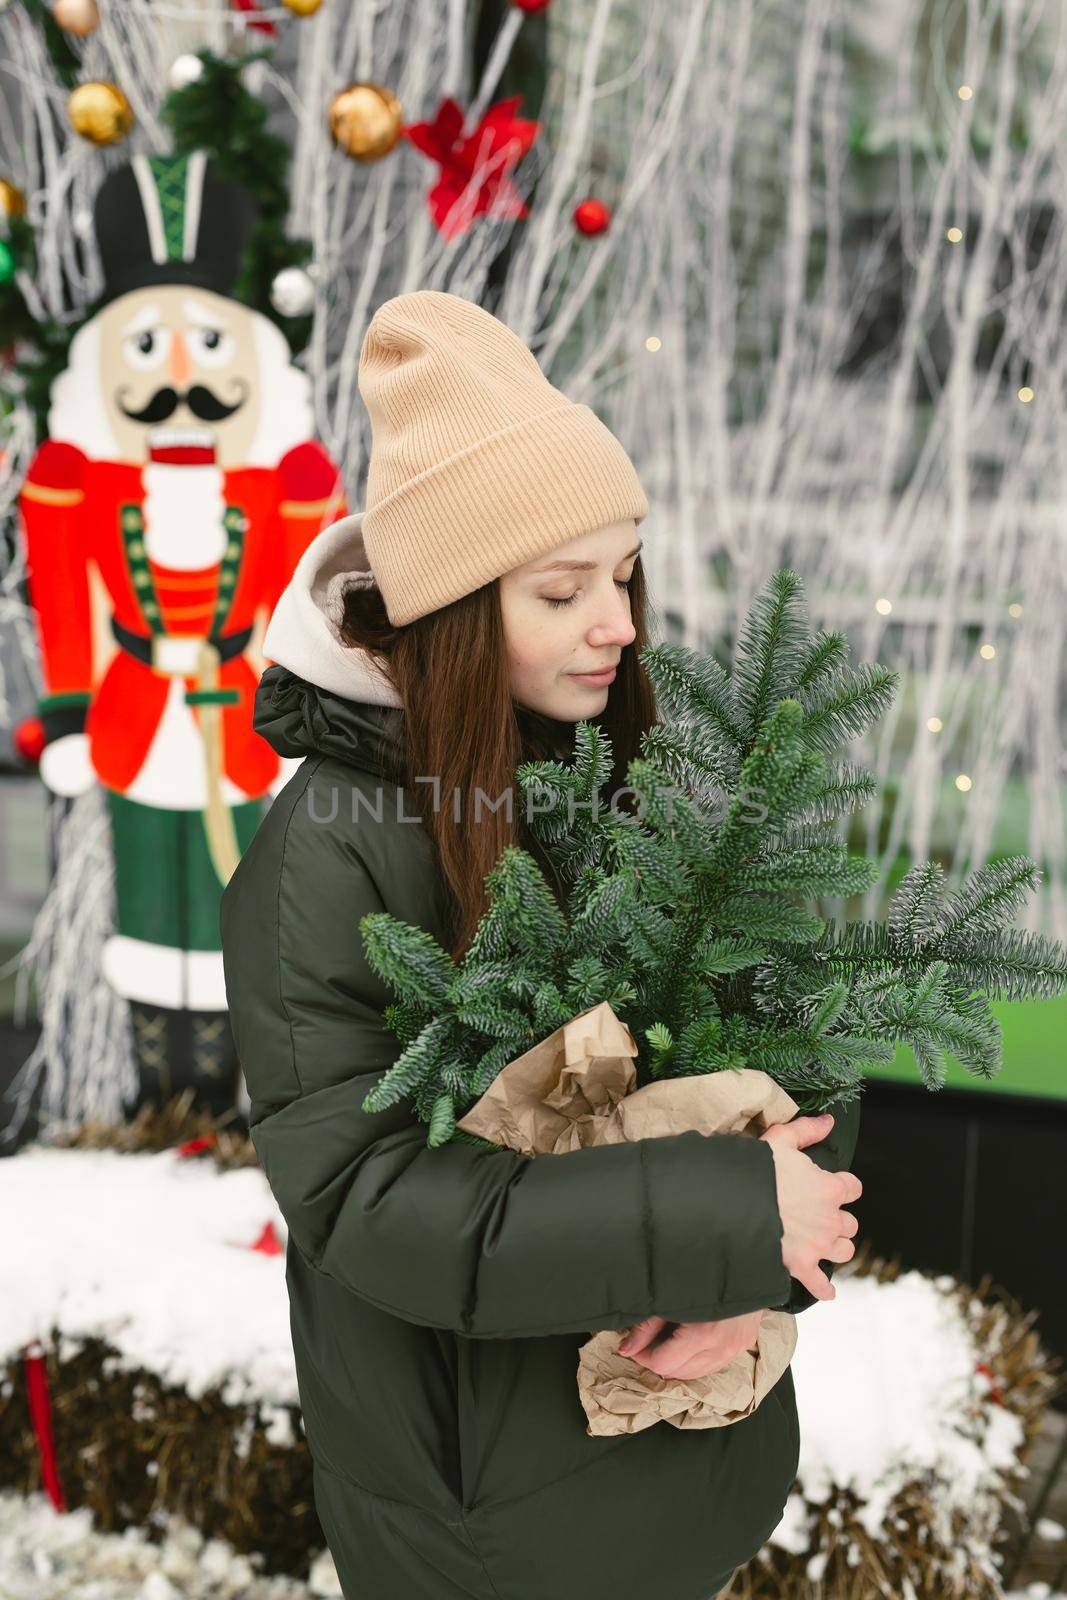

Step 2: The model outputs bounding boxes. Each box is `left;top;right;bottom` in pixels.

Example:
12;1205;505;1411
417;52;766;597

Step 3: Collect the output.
6;2;119;433
0;211;78;445
15;0;82;89
159;49;315;356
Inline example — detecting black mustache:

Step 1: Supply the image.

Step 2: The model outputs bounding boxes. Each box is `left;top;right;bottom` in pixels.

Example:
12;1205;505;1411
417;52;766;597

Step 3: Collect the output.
116;378;248;424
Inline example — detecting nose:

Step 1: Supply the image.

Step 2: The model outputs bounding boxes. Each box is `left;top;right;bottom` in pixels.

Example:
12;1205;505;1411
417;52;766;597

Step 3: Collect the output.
169;331;191;386
589;586;637;650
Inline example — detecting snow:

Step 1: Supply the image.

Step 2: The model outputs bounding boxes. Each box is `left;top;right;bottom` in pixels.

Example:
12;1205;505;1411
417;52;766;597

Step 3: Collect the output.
1;1488;1060;1600
769;1269;1026;1554
1;1148;296;1407
0;1150;1044;1591
767;1491;810;1554
0;1490;336;1599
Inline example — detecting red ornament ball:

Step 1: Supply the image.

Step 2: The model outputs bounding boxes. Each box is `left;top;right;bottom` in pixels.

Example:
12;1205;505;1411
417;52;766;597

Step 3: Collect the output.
511;0;553;11
13;716;46;763
574;197;611;236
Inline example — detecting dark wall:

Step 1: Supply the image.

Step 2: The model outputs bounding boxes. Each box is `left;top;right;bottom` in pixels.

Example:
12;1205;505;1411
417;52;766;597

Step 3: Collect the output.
854;1080;1067;1370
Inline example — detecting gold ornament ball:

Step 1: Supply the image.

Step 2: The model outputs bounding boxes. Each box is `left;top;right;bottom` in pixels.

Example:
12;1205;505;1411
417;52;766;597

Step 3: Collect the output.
68;82;135;145
52;0;100;34
329;83;403;162
282;0;325;12
0;178;27;218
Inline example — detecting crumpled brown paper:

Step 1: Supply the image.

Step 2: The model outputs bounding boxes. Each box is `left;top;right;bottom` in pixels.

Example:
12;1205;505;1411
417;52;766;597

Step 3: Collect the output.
455;999;800;1437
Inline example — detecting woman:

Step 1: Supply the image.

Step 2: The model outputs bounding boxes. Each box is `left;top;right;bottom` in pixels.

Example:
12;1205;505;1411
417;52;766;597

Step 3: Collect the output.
220;290;862;1600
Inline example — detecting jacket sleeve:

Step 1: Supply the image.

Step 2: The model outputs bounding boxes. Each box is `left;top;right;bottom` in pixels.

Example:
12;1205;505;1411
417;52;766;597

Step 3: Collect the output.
18;440;94;740
769;1095;863;1315
263;441;348;631
221;772;795;1341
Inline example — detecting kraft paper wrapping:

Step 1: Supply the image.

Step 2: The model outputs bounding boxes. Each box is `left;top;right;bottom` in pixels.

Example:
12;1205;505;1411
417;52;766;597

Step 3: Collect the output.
455;999;801;1438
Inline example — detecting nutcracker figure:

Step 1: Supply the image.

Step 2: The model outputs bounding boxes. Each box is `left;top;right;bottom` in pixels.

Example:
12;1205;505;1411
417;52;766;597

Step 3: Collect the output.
16;150;347;1118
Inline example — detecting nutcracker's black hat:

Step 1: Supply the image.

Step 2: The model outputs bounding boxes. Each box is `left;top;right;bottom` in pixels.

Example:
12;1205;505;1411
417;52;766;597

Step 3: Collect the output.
91;150;259;309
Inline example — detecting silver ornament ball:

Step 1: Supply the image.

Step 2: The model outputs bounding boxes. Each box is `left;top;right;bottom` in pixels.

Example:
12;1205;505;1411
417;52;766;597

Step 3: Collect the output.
270;266;315;318
168;55;205;92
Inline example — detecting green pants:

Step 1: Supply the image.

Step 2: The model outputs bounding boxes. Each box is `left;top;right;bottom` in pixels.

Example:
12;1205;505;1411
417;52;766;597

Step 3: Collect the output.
106;789;264;951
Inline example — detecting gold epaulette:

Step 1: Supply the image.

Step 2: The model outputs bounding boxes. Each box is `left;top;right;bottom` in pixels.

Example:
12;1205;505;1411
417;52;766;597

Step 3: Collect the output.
278;492;346;519
21;481;86;507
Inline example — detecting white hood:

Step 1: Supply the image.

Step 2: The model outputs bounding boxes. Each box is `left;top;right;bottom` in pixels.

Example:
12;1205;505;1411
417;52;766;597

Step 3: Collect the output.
262;510;401;706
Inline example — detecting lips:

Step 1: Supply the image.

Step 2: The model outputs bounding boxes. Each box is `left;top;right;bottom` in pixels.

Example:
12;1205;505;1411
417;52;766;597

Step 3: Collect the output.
569;665;618;685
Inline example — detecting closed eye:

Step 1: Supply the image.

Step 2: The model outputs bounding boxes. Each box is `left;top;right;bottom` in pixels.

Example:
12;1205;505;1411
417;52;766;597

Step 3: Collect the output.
546;579;632;610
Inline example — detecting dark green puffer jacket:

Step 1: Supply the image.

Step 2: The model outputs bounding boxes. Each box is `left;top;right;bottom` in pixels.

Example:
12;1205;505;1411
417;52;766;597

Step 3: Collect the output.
221;663;861;1600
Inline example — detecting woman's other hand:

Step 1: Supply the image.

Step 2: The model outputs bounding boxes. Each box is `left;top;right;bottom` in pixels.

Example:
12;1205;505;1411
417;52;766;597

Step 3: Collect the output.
616;1310;766;1379
759;1112;862;1301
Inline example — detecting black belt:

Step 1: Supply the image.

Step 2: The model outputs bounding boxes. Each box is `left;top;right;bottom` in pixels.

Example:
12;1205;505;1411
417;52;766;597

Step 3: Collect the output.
111;618;254;665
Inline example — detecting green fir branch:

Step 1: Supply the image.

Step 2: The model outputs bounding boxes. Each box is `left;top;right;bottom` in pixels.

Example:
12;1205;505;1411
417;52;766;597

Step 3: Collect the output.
359;568;1067;1144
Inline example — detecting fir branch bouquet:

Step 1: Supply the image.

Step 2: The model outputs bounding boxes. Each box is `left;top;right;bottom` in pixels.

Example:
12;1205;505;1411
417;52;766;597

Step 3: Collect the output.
358;570;1067;1150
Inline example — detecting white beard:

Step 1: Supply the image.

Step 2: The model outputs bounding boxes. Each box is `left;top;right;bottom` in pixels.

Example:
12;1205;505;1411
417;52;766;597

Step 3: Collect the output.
141;463;228;568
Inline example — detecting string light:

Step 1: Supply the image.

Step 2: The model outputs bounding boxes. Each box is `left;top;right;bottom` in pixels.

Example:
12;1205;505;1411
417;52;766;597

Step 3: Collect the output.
979;643;996;660
645;336;661;352
927;716;943;732
955;774;973;792
1008;602;1023;618
946;226;963;243
957;85;973;100
1018;386;1034;402
875;597;892;615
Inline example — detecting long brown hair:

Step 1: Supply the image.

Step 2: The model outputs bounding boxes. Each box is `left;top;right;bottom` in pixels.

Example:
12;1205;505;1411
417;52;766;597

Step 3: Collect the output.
339;560;660;961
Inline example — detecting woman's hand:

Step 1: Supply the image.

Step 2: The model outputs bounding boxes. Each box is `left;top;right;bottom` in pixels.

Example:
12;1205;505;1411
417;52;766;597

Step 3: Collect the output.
759;1113;861;1301
616;1310;765;1379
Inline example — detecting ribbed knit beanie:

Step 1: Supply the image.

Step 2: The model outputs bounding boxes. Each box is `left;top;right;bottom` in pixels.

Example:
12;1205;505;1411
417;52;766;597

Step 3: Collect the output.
356;289;648;625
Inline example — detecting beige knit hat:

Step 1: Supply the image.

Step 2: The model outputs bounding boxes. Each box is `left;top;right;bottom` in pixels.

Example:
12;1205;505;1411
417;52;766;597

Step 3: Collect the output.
356;289;648;625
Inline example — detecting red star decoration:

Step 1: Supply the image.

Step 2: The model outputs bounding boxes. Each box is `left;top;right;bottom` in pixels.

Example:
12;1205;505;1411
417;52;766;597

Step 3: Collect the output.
403;95;541;241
